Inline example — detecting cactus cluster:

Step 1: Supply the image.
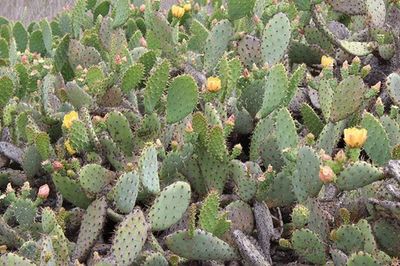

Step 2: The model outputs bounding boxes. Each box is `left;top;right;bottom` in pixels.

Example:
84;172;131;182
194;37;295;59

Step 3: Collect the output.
0;0;399;264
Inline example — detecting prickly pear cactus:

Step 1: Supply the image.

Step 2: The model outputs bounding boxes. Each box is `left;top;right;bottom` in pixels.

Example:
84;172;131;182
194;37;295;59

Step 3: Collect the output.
0;0;399;265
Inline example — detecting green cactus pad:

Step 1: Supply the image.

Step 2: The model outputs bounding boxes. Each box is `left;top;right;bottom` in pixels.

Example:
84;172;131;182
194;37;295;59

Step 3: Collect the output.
292;146;322;202
291;229;326;265
41;207;58;234
54;34;70;72
111;209;149;265
166;75;198;124
250;114;275;161
237;35;261;68
106;111;134;156
316;121;346;155
0;253;35;265
0;76;13;108
203;20;233;72
148;181;191;231
207;125;227;161
12;22;28;52
380;116;400;148
346;252;379;266
144;59;170;113
227;0;256;21
21;145;42;178
387;73;400;105
301;103;324;137
372;219;400;256
143;252;168;266
79;164;114;195
67;39;102;70
138;144;160;195
112;0;129;28
230;160;258;201
334;224;365;254
121;63;145;93
188;19;209;52
336;162;383;191
69;120;91;153
53;172;92;209
71;0;86;38
199;191;231;237
65;81;93;109
73;197;107;262
113;171;139;214
291;204;310;229
258;64;288;118
100;136;126;171
257;167;296;207
261;13;291;66
165;229;238;260
361;112;391;165
275;108;298;151
29;30;46;55
330;76;366;122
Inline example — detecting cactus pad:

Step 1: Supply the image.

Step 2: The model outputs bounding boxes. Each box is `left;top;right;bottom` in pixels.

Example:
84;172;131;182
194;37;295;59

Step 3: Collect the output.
148;181;191;231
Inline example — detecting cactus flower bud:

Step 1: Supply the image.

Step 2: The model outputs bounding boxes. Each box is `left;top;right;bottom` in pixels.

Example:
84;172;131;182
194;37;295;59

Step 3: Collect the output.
352;56;361;64
183;3;191;11
67;169;75;177
242;68;250;79
361;64;371;78
38;184;50;199
139;37;147;48
194;3;200;12
129;4;135;11
321;55;335;69
114;54;122;65
267;164;273;173
63;111;79;129
371;81;381;93
319;165;335;183
21;181;31;192
334;150;346;163
6;183;14;194
225;114;235;126
139;4;145;12
206;77;222;93
52;161;63;171
21;54;28;64
185;122;193;133
344;127;368;148
252;15;261;24
171;5;185;18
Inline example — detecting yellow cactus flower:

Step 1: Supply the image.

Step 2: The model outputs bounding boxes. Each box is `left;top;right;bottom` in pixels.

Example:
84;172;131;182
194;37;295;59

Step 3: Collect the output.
64;139;76;155
206;77;222;93
63;111;79;129
344;128;368;148
183;3;191;12
321;55;335;69
171;5;185;18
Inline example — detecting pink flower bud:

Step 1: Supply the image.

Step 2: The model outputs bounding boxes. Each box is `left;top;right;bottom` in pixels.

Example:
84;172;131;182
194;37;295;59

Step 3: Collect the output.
52;161;63;171
319;166;335;183
139;4;146;13
225;114;236;126
21;54;28;64
139;37;147;48
114;54;122;65
38;184;50;199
